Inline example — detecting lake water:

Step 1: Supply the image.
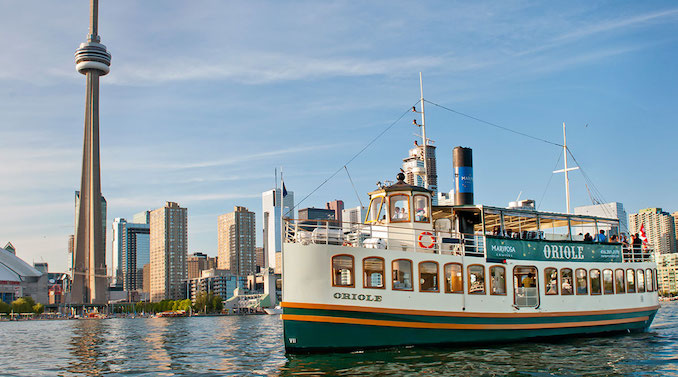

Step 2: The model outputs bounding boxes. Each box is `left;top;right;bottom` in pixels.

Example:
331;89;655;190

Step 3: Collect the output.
1;301;677;376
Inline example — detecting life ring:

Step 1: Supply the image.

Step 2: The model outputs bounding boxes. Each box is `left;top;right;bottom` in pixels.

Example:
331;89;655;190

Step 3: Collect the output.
342;241;352;247
418;231;436;249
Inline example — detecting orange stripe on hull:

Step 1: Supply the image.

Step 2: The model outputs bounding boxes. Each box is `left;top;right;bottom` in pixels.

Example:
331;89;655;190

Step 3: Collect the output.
281;301;659;318
281;314;650;330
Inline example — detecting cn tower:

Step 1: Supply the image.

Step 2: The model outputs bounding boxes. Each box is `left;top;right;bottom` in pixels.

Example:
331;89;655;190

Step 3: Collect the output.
71;0;111;305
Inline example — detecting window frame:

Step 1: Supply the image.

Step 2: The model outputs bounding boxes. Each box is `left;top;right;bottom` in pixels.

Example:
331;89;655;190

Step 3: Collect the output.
391;258;414;291
626;268;636;293
589;269;602;295
560;268;574;295
443;262;464;294
637;269;646;293
602;269;614;295
615;268;626;294
331;254;355;288
489;265;507;296
513;265;539;307
646;268;654;292
413;194;431;223
575;268;588;295
388;193;411;223
365;195;385;223
418;261;440;293
362;256;385;289
467;264;486;295
544;267;559;295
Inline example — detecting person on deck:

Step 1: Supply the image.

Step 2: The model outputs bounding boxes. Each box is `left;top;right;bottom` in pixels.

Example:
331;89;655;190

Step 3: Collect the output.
584;233;593;242
522;273;535;288
594;230;607;243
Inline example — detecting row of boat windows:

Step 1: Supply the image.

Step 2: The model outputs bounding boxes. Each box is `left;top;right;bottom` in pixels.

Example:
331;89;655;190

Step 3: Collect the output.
331;254;659;295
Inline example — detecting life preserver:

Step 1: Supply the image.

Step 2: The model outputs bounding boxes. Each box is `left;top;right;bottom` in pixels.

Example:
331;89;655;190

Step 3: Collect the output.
418;231;435;249
342;241;352;247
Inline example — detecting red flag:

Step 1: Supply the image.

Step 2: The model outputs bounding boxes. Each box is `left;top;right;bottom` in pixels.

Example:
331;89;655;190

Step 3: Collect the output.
639;223;648;245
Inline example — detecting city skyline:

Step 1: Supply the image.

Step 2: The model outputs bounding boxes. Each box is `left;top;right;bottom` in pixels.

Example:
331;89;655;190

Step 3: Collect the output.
1;2;678;272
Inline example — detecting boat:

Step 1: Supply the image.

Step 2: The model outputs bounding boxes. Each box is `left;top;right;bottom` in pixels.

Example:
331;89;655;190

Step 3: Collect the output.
280;80;659;353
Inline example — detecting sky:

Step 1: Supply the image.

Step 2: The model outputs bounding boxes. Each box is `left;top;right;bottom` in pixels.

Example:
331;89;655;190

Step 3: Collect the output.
1;1;677;273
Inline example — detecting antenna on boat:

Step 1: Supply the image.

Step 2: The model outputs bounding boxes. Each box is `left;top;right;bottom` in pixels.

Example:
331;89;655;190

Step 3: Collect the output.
412;72;429;190
553;122;579;214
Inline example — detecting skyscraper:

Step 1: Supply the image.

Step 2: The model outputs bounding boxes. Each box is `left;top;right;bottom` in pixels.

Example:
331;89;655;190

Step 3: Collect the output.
262;188;294;271
218;206;256;276
629;208;676;255
325;200;344;224
402;142;438;204
112;218;150;291
187;252;217;280
150;202;188;301
133;210;151;225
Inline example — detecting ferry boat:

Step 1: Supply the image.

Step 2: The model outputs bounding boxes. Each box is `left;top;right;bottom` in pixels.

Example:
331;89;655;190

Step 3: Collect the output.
280;177;659;352
280;88;658;351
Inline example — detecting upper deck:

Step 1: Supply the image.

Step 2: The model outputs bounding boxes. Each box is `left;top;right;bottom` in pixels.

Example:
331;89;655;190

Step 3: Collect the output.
284;179;653;264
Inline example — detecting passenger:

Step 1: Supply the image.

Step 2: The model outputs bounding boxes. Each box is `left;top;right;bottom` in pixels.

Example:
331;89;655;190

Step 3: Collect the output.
584;233;593;242
505;229;512;238
621;234;629;248
594;230;607;243
492;225;501;236
632;233;643;261
393;207;401;221
610;234;618;242
522;273;535;288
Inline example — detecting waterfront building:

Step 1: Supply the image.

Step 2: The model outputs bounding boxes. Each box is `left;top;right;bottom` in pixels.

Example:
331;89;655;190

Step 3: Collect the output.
573;202;627;237
112;218;150;291
133;210;151;225
402;142;438;204
326;200;344;224
218;206;256;276
255;247;265;272
3;242;15;255
187;252;217;280
656;253;678;294
629;208;676;254
187;268;247;303
673;212;678;250
0;246;48;304
150;202;188;301
342;206;367;231
262;188;295;271
142;264;150;294
33;262;48;275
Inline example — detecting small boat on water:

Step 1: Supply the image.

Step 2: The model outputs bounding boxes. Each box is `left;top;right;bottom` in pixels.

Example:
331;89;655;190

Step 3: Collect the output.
280;84;659;353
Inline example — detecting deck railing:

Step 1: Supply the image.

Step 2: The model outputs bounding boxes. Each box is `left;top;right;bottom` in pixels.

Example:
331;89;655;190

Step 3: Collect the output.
283;219;484;257
283;219;654;264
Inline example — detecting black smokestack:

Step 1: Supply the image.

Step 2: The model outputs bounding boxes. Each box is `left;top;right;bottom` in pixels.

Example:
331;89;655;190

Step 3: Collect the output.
453;147;473;205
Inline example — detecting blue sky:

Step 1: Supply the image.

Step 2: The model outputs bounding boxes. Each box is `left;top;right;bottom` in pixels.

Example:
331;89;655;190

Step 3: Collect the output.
1;1;677;272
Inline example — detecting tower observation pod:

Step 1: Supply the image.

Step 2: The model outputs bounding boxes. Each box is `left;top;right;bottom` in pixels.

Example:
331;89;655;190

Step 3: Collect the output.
453;147;473;205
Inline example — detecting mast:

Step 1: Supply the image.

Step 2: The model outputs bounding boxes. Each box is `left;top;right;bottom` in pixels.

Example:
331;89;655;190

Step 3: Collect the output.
553;122;578;214
419;72;428;190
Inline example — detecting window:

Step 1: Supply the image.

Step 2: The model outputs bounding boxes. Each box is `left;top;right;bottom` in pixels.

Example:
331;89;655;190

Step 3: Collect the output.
444;263;463;293
467;265;485;294
561;268;573;295
589;269;601;295
332;255;354;287
655;268;659;292
419;261;439;292
545;267;558;295
366;196;384;223
514;266;539;307
392;259;413;291
575;269;588;295
489;266;506;295
603;269;614;294
363;257;384;289
637;269;645;293
389;194;410;222
413;195;430;223
646;269;654;292
626;269;636;293
615;269;625;294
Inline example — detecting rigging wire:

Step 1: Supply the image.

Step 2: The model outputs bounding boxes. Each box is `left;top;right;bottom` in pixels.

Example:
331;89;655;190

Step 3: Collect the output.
537;150;562;211
285;102;418;217
424;99;564;148
344;166;364;208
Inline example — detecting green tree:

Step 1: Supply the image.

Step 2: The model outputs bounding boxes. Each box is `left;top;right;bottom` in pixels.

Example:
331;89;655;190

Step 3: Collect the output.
33;303;44;315
212;295;223;312
0;301;10;314
11;297;35;313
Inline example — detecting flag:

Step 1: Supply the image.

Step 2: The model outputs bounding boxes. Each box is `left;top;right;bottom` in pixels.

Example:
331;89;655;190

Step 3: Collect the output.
639;223;648;245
